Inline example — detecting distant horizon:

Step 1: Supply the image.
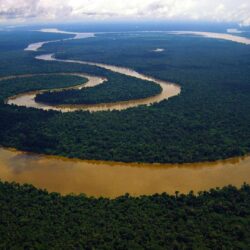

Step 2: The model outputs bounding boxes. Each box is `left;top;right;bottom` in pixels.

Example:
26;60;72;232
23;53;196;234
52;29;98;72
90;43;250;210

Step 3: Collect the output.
0;0;249;27
1;20;250;34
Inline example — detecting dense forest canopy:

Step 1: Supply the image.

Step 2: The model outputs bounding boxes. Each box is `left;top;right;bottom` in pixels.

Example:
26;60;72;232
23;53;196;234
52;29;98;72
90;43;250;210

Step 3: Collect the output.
35;74;162;105
0;26;250;250
0;31;249;163
1;181;250;249
0;74;86;102
0;31;73;52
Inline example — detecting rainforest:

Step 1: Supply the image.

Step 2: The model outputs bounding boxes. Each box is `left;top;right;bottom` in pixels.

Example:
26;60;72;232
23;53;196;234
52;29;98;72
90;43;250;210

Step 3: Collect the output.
0;30;249;162
0;21;250;249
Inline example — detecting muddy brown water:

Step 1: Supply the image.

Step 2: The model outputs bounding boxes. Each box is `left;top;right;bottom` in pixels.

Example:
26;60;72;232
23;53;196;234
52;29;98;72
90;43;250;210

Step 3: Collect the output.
0;148;250;198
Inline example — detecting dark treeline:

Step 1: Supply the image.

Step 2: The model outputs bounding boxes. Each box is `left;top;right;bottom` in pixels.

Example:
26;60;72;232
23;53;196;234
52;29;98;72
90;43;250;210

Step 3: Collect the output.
0;31;249;163
0;31;73;52
0;75;86;102
1;181;250;249
0;31;123;77
35;73;162;105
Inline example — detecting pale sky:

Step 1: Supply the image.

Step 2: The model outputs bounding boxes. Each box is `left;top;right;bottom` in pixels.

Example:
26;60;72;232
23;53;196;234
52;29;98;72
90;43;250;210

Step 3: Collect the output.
0;0;250;26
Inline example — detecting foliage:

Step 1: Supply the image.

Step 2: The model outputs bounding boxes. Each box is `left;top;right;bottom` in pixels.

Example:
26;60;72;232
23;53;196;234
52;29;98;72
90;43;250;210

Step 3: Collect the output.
1;181;250;249
0;31;249;163
35;73;161;105
0;74;87;102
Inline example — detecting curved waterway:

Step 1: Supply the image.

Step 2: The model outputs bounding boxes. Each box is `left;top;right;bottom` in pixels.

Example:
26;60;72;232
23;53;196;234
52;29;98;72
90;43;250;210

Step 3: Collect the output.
169;31;250;45
1;148;250;198
6;53;180;112
5;73;107;112
24;28;95;51
1;28;250;197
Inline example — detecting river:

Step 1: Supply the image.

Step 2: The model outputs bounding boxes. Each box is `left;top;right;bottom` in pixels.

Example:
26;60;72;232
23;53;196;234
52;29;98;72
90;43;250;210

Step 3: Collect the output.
1;148;249;198
1;28;249;197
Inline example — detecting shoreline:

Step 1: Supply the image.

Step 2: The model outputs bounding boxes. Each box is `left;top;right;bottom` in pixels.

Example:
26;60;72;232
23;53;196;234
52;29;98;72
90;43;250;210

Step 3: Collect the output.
0;146;249;198
1;146;249;167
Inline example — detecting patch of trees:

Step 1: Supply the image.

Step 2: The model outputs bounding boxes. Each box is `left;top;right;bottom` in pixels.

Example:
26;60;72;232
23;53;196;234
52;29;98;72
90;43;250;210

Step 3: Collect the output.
0;75;86;102
1;181;250;249
35;73;162;105
0;30;73;52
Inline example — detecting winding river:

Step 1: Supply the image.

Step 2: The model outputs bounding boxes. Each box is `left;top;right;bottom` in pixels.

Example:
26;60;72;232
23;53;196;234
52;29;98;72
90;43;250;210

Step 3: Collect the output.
1;28;250;197
6;54;181;112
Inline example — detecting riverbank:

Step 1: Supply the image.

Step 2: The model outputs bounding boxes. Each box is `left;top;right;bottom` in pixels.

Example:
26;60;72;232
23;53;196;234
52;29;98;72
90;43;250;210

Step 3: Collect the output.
1;147;249;197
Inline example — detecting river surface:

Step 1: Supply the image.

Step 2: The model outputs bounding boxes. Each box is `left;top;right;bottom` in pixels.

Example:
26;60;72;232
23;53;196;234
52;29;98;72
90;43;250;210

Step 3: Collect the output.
1;28;250;197
25;28;95;51
170;31;250;45
1;148;250;198
24;29;250;52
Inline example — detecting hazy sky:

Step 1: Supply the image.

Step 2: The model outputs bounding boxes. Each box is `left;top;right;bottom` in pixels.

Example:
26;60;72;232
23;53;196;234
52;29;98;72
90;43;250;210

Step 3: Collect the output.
0;0;249;26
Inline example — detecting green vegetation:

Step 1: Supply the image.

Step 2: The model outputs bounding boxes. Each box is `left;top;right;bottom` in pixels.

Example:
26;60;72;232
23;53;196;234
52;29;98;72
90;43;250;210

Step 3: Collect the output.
0;74;87;102
0;27;250;250
1;181;250;249
35;73;161;105
0;31;249;163
0;30;73;53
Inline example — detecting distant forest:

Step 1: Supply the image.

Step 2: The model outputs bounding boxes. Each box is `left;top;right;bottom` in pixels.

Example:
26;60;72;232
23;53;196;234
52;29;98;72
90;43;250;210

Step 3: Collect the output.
0;31;249;163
